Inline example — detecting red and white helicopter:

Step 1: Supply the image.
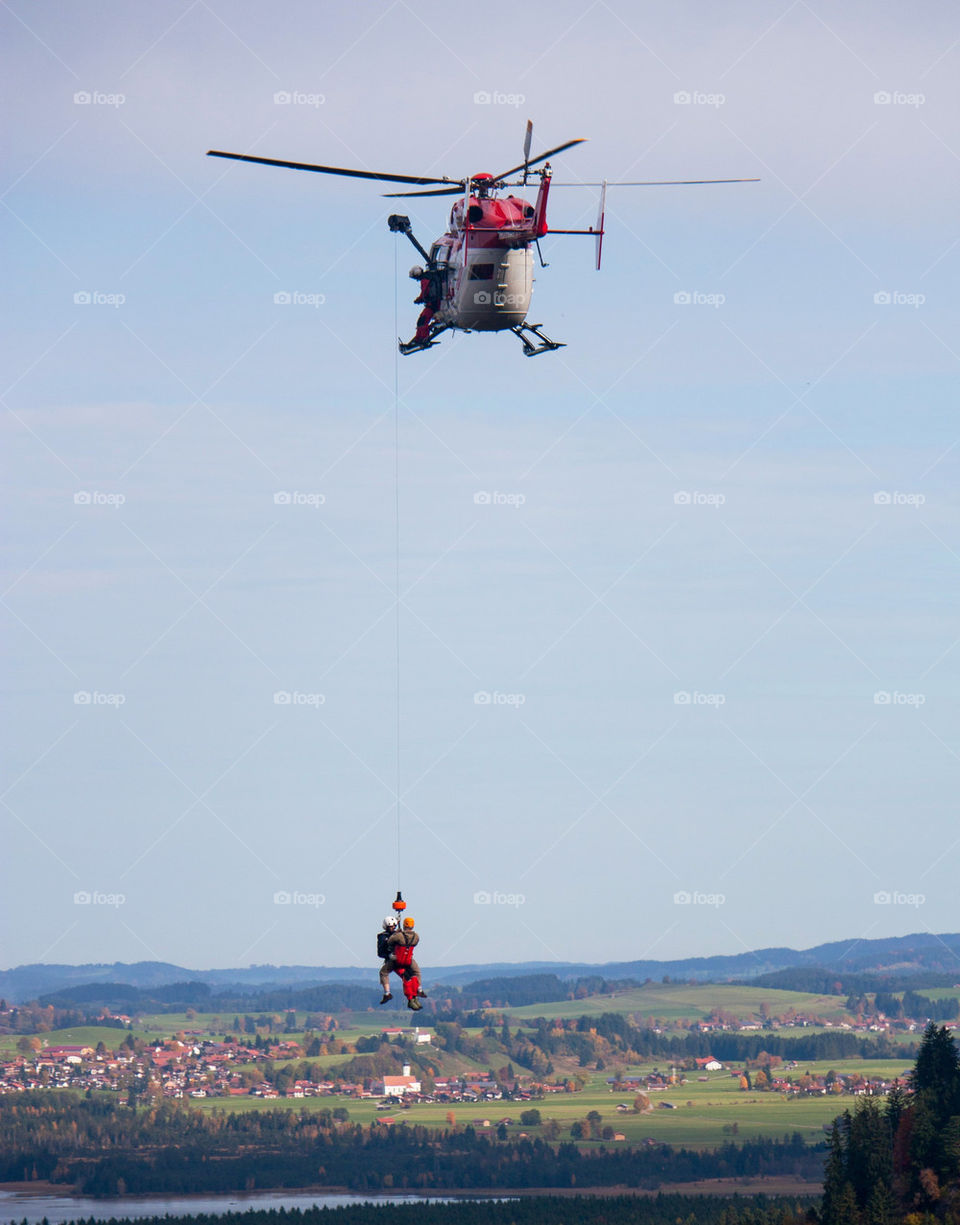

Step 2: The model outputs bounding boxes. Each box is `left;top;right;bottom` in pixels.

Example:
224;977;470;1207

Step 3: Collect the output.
208;124;756;357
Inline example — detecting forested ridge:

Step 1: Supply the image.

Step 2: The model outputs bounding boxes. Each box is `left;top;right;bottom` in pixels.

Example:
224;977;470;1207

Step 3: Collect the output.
821;1023;960;1225
0;1092;820;1196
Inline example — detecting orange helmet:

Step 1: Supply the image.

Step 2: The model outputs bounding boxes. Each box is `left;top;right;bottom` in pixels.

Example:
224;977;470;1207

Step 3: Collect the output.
403;916;415;929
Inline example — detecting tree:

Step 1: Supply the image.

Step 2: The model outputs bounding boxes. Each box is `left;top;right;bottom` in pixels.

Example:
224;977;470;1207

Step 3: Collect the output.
911;1022;960;1123
520;1109;541;1126
822;1118;850;1225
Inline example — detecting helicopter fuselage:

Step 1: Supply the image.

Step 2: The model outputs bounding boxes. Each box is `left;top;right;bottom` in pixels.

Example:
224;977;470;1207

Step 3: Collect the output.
427;172;551;333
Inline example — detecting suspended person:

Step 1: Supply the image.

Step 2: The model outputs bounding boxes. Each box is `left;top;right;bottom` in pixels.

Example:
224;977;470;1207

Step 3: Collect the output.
379;915;425;1010
377;915;399;1002
399;267;442;353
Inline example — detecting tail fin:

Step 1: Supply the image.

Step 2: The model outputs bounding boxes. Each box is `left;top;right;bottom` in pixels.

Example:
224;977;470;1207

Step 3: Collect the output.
595;180;606;270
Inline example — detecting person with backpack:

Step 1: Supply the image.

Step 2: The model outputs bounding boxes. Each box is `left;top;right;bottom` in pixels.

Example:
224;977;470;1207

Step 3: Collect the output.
378;915;425;1010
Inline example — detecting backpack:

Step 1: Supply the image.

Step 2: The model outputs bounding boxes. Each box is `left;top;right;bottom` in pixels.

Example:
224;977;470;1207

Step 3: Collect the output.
377;931;391;959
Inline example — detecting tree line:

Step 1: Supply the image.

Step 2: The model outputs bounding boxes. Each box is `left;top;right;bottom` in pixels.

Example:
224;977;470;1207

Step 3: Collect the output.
821;1022;960;1225
0;1092;822;1196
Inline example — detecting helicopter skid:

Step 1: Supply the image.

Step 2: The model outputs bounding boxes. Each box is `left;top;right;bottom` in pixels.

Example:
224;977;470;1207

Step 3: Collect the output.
398;324;449;356
511;321;566;357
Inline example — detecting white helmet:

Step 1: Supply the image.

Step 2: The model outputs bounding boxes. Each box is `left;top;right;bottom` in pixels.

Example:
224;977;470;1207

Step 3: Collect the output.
408;265;424;280
382;916;398;930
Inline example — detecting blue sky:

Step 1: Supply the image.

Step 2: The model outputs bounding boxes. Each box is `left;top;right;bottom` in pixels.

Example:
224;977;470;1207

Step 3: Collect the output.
3;0;959;974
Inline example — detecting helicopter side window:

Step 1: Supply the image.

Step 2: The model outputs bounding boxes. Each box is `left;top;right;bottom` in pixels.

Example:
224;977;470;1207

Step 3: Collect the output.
430;244;451;268
469;263;495;281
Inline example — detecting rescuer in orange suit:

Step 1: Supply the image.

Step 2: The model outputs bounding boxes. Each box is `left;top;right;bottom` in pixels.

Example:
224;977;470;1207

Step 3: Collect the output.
379;915;425;1010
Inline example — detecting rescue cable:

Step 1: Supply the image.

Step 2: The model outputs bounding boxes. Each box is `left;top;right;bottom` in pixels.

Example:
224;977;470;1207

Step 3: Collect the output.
393;236;401;886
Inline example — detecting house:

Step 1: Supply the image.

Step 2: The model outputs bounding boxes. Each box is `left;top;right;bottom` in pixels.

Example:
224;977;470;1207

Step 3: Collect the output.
45;1045;93;1063
695;1057;723;1071
379;1064;421;1098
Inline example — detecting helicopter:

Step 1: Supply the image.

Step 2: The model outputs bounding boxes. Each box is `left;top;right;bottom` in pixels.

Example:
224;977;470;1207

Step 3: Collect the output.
208;124;757;357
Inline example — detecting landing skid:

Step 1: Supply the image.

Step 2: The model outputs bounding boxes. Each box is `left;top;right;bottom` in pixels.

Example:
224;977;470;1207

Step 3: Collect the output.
398;324;449;356
511;322;566;357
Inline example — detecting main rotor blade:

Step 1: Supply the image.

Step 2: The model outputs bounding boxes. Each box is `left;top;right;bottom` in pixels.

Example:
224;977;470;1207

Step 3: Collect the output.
207;150;455;187
382;184;467;198
494;138;587;183
544;177;760;186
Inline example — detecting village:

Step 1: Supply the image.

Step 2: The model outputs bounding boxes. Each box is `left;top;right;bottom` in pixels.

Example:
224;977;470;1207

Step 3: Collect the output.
0;1026;912;1107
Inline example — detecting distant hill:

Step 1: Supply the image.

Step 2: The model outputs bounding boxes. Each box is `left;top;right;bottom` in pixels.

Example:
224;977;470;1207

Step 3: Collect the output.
2;931;958;1004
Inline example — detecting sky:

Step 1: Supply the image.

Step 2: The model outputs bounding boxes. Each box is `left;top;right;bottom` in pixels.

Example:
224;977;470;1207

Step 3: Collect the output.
2;0;960;975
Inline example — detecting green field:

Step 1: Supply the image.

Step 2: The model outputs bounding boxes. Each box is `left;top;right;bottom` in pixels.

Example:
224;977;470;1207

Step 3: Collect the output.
188;1057;898;1152
502;983;852;1022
